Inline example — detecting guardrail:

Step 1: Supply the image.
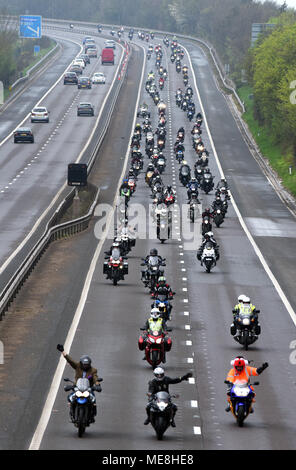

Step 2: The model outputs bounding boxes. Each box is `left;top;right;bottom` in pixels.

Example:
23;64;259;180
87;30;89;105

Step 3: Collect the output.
0;30;131;320
10;42;59;90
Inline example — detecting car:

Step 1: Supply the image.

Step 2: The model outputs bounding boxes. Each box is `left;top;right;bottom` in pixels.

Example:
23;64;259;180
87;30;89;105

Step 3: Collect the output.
79;54;90;65
87;48;98;58
101;48;114;65
92;72;106;84
77;102;94;116
69;64;83;75
78;76;92;89
64;72;78;85
73;58;85;69
105;39;116;49
83;36;92;45
14;127;34;143
30;106;49;123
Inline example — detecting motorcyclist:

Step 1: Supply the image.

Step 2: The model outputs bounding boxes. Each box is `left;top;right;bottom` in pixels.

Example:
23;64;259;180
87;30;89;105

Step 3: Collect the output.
119;179;131;199
141;308;169;360
225;356;268;412
231;295;261;336
212;195;225;214
151;276;174;299
186;177;200;202
144;367;193;426
197;232;220;261
57;345;102;423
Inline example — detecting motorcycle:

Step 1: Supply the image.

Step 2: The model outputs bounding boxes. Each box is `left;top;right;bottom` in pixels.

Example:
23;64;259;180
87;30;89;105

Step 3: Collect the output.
202;215;212;235
147;391;178;440
201;174;214;194
188;199;200;223
200;243;216;273
156;211;172;244
225;379;260;427
231;309;261;350
64;377;103;437
179;167;191;186
164;193;175;207
103;252;128;285
213;209;224;227
155;156;166;174
187;109;194;121
176;150;184;164
138;328;172;368
141;257;166;290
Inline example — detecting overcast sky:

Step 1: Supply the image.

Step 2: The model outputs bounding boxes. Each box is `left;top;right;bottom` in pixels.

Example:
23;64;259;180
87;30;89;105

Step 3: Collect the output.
265;0;296;8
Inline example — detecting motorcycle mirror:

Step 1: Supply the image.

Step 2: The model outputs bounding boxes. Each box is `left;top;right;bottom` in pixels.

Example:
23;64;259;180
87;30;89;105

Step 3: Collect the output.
140;327;146;331
64;385;73;392
166;327;172;332
98;378;104;382
64;378;70;382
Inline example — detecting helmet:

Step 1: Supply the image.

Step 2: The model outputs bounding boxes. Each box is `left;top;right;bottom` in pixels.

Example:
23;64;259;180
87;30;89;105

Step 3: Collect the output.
167;185;172;191
243;296;251;304
79;355;92;371
151;307;160;319
206;231;213;237
191;178;197;182
154;367;165;381
150;248;158;256
233;356;246;373
238;295;245;303
158;276;166;285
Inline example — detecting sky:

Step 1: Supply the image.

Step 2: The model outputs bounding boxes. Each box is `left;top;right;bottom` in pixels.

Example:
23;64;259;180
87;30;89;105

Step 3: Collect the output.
268;0;296;8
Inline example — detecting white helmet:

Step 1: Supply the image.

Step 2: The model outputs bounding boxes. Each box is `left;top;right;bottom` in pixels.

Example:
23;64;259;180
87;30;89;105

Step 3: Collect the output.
151;308;160;319
154;367;164;380
238;295;246;303
243;296;251;304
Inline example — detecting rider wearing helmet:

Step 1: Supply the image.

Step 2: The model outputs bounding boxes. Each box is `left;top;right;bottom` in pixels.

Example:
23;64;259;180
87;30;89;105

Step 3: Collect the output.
231;296;260;336
225;356;268;412
57;345;102;422
144;367;193;426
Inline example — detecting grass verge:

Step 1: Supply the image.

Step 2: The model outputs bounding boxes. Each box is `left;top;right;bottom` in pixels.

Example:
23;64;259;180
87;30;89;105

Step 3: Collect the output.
237;85;296;197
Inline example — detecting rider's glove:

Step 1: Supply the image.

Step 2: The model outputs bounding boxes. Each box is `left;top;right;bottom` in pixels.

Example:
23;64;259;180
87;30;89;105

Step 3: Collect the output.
94;384;102;392
181;372;193;381
257;362;269;374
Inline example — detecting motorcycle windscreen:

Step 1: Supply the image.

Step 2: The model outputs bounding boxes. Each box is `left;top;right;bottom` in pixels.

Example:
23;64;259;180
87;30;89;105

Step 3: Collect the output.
76;378;90;392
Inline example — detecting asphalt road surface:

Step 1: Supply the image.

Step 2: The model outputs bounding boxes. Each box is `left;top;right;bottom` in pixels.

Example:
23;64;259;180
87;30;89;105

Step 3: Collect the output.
0;26;295;451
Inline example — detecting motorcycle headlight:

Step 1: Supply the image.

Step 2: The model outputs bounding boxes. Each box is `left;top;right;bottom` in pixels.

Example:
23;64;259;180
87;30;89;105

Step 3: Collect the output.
76;391;83;397
242;318;250;326
156;338;163;344
82;391;90;398
217;210;221;214
157;401;168;411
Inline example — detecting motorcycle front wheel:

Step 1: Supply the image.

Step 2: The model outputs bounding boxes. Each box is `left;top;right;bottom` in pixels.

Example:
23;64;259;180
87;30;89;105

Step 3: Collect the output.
236;405;245;427
77;407;86;437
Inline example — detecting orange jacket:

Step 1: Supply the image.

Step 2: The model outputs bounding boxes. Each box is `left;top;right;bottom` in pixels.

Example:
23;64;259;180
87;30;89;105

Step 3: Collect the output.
226;365;258;384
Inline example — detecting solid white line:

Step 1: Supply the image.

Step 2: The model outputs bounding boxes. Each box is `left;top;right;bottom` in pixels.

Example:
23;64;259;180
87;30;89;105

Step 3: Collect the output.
29;42;146;451
184;43;296;327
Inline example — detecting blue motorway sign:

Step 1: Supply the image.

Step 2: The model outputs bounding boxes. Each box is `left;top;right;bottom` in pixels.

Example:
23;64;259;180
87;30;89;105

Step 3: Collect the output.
19;15;42;39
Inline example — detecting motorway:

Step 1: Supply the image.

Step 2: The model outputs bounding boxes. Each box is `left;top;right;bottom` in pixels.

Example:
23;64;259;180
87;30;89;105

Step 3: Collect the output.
0;23;295;451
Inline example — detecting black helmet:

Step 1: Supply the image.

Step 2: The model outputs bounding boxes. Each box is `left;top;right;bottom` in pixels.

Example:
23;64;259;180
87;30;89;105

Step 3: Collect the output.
80;355;92;371
150;248;158;256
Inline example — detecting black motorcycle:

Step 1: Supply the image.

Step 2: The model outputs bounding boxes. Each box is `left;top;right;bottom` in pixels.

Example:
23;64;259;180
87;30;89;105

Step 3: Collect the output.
201;174;214;194
64;377;103;438
179;167;191;186
213;209;224;227
231;310;261;350
148;392;178;440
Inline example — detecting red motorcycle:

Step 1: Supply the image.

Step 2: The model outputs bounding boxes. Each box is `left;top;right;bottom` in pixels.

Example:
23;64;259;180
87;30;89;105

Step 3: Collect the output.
164;194;175;207
138;329;172;368
159;78;164;90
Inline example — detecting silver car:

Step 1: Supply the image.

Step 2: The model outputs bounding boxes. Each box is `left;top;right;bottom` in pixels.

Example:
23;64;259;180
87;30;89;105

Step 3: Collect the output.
30;107;49;123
